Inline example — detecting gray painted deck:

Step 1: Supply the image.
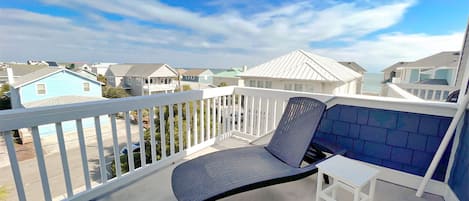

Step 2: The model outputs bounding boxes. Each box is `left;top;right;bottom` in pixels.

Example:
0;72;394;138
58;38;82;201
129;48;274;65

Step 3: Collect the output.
97;137;444;201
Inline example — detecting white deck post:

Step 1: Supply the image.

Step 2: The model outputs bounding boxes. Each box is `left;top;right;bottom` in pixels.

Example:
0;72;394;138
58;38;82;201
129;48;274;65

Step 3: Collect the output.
416;93;469;197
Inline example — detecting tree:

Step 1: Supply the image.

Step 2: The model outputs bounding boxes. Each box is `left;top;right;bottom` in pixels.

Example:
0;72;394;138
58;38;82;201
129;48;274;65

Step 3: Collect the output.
218;82;228;87
0;84;11;110
102;87;129;99
97;74;107;86
0;84;9;94
182;84;192;91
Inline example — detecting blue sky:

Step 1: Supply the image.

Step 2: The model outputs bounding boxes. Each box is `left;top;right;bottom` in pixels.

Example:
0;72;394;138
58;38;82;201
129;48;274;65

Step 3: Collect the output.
0;0;467;72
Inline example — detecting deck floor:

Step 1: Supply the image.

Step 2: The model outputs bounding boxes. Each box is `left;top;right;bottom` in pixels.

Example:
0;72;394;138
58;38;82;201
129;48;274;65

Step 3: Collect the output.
96;137;444;201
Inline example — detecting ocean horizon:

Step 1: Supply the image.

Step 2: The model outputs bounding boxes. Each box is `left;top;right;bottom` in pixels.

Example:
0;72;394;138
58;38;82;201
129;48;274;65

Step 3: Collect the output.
362;72;383;94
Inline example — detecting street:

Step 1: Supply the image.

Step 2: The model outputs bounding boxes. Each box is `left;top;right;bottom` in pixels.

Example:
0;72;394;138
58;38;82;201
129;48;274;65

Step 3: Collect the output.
0;119;141;201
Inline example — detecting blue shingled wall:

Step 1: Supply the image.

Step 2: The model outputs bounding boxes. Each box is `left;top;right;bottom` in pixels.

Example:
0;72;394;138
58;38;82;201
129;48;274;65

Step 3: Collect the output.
449;112;469;200
314;104;453;181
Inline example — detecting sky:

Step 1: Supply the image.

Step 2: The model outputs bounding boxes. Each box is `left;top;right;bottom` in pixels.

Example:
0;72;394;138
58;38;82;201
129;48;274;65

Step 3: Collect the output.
0;0;467;72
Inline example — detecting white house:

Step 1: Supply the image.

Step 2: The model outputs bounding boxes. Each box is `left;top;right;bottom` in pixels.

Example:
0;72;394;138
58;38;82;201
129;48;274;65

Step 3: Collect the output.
381;51;461;101
91;62;117;75
239;50;363;95
383;51;460;85
105;63;179;95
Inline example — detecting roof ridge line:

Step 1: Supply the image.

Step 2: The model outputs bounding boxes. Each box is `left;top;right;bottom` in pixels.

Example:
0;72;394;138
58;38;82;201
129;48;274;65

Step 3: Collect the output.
299;50;343;82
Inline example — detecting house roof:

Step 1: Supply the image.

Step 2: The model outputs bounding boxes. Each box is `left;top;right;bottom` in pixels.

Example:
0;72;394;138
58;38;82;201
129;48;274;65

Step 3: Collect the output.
10;68;102;88
23;95;107;108
382;51;460;72
239;50;362;82
106;64;134;76
339;62;367;74
182;69;212;76
214;68;242;78
0;64;48;77
125;63;178;77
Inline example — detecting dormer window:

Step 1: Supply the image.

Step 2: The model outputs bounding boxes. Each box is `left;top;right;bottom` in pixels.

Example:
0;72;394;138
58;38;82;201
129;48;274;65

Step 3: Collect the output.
36;83;46;95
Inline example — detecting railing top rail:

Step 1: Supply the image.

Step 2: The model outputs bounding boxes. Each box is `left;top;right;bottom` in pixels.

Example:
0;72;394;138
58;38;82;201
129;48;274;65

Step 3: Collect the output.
0;87;234;133
234;87;458;117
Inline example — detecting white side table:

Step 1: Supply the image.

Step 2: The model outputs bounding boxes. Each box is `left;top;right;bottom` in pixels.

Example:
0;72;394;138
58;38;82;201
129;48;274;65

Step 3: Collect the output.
316;155;380;201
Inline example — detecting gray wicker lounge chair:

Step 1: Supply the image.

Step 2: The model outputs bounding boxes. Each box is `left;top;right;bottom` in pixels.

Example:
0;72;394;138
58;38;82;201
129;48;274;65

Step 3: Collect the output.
171;97;338;201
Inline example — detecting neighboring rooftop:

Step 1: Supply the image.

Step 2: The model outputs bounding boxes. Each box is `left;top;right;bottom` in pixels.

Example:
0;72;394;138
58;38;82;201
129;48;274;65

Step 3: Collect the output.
383;51;460;72
0;64;48;77
338;61;367;74
106;64;134;77
240;49;362;82
214;68;243;78
182;69;211;76
10;68;102;88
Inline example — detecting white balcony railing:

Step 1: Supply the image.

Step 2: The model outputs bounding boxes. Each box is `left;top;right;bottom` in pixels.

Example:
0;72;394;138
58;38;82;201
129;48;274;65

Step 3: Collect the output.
395;83;458;102
0;86;459;201
142;83;177;92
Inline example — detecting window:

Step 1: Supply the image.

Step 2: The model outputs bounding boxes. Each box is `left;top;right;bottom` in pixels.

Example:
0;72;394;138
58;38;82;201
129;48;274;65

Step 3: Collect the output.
284;83;292;90
249;80;256;87
265;81;272;88
294;84;303;91
83;82;90;92
36;83;46;95
257;80;264;88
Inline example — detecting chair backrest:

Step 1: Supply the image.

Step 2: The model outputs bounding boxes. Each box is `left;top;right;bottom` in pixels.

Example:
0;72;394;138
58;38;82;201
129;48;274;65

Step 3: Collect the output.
265;97;326;168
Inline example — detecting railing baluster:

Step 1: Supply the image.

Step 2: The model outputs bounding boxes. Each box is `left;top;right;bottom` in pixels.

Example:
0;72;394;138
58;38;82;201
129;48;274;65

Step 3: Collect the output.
149;108;157;162
222;96;227;134
257;97;262;136
212;98;216;138
159;106;167;158
217;96;222;136
243;95;248;134
137;110;146;167
177;103;183;152
200;100;204;142
264;99;270;134
206;99;211;140
169;104;175;155
185;102;191;148
76;119;91;190
31;126;52;201
3;132;26;201
55;122;73;197
250;96;255;135
110;114;121;177
94;116;107;183
193;101;198;145
231;94;236;131
272;99;277;130
237;95;242;131
124;112;135;172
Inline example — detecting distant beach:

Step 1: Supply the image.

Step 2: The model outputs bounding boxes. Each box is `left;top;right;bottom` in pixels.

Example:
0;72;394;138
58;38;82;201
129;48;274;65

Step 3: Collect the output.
362;72;383;95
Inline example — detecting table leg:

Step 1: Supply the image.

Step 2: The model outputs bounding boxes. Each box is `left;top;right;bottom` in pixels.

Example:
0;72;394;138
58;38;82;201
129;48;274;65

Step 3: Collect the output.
353;187;361;201
369;177;376;201
316;170;324;201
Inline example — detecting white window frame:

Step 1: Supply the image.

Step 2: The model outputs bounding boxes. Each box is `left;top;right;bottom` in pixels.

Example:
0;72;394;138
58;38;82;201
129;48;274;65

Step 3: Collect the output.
36;83;46;95
294;83;303;92
83;82;90;92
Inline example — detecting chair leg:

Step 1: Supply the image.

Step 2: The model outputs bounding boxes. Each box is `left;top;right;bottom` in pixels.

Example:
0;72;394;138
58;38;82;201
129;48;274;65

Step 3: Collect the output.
324;174;330;184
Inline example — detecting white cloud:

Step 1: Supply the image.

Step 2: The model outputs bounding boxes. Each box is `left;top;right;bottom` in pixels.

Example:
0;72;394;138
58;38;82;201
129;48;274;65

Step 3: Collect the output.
315;32;465;72
0;0;465;73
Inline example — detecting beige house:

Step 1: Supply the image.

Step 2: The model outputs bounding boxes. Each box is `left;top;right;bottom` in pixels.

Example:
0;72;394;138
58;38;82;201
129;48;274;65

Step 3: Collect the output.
239;50;363;95
105;63;178;95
